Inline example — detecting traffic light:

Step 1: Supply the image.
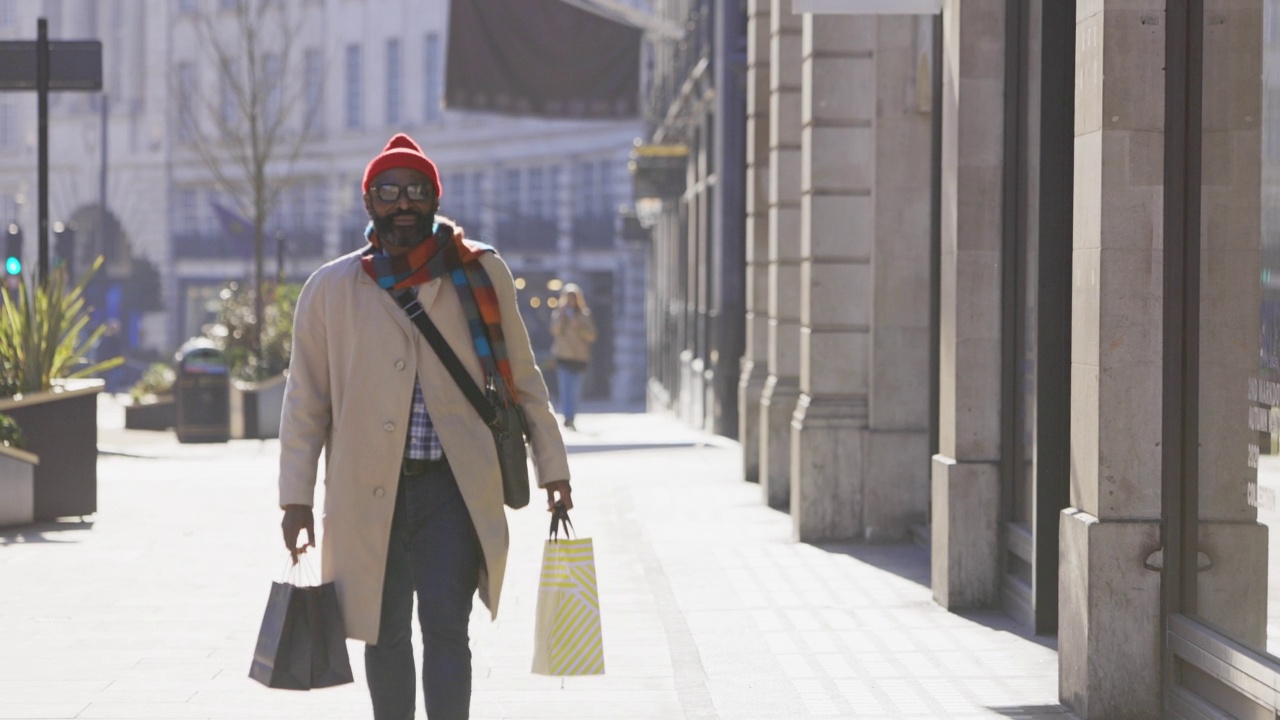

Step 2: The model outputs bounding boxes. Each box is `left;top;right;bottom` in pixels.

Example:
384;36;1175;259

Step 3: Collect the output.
53;222;74;279
4;224;21;277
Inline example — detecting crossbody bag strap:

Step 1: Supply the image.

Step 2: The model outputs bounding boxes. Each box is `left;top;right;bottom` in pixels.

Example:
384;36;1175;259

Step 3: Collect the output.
389;288;499;429
450;261;518;404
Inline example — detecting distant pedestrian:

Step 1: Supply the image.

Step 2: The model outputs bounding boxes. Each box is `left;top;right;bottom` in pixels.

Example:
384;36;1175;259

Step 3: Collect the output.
277;133;573;719
549;283;597;430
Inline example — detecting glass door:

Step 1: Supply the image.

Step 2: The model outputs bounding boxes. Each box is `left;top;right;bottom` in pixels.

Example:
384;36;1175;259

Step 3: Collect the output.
1191;0;1270;651
999;0;1074;636
1168;1;1280;716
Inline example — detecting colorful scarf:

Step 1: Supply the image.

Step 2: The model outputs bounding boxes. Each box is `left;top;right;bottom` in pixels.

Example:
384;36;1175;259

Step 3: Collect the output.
360;220;517;398
360;221;485;290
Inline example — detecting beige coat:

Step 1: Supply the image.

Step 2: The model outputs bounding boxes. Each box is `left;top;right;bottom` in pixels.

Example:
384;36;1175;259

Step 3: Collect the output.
549;308;597;364
278;249;570;644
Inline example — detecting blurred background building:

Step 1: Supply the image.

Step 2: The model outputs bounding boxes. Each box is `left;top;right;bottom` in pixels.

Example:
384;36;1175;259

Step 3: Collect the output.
0;0;648;404
636;0;745;439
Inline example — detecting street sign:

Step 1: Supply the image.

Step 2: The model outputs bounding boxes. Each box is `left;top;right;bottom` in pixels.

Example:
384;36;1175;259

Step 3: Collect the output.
0;40;102;91
2;20;104;285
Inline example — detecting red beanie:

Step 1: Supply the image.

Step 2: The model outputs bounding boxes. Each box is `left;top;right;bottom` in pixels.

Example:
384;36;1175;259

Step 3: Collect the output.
362;133;443;198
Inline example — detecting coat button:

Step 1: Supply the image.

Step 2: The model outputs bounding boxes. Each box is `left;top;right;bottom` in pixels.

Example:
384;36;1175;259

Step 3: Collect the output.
373;487;385;498
395;360;406;371
383;422;395;432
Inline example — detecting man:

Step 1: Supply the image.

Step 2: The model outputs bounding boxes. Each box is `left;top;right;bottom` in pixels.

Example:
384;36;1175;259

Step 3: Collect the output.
278;133;572;719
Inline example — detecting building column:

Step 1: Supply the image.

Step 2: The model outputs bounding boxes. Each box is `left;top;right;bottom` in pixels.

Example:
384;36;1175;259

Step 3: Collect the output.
864;16;932;540
790;14;875;542
711;0;747;439
1061;3;1267;717
758;0;803;508
617;244;650;403
739;0;772;483
931;0;1005;608
1058;3;1166;716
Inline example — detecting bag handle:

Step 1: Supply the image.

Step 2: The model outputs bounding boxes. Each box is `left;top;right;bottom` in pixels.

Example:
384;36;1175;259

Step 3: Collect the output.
282;552;319;586
548;503;575;541
389;288;500;430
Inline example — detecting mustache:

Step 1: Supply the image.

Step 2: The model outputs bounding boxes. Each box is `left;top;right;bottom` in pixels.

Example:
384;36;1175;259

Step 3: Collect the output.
386;211;425;221
374;210;433;247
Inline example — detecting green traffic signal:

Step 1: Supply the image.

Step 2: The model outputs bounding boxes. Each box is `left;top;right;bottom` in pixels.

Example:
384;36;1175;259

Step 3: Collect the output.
4;224;20;276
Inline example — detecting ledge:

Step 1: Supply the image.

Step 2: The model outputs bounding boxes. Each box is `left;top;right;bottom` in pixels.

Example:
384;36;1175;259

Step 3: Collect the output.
232;373;286;392
0;379;105;411
0;443;38;466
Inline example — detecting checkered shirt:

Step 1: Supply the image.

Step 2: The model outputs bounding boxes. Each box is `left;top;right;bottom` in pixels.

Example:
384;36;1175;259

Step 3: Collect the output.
404;376;444;460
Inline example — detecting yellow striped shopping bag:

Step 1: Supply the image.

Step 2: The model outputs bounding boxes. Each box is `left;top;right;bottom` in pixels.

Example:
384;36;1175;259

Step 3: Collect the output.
532;506;604;676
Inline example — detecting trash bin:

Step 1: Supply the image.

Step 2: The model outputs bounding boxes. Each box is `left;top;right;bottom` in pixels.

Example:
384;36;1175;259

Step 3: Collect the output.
174;338;230;443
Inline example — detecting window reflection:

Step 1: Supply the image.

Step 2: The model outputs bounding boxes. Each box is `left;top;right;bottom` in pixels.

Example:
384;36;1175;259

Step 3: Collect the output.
1198;0;1270;654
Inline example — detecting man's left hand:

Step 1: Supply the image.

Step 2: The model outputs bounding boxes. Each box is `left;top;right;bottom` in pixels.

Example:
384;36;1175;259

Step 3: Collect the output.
544;480;573;511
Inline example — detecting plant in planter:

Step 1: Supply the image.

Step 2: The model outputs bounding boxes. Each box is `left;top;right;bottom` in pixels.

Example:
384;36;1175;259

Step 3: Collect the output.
209;280;299;382
124;362;177;431
0;411;35;528
0;256;124;395
0;412;25;449
207;281;299;438
0;257;124;520
129;362;176;403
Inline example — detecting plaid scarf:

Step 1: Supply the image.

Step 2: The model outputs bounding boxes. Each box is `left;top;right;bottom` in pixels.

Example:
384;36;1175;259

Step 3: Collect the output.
360;220;485;289
361;220;517;397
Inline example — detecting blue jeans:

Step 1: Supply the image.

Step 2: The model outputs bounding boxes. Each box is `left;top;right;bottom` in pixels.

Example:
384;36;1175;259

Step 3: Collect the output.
556;365;584;424
366;461;480;720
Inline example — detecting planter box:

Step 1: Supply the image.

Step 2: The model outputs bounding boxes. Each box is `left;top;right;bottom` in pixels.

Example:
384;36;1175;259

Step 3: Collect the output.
124;396;176;431
0;444;38;528
0;380;103;521
230;374;286;440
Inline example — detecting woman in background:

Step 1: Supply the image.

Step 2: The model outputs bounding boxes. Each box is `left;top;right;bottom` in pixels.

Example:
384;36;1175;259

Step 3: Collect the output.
549;283;597;430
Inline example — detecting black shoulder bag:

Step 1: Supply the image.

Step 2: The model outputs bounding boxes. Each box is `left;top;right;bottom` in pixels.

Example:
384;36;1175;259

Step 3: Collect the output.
389;288;532;509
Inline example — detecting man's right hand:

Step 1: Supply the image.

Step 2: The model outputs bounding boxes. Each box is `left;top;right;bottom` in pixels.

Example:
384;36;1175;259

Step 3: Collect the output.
281;504;315;563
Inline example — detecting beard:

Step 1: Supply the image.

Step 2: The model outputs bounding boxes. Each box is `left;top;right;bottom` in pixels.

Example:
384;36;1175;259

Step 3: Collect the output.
372;210;434;248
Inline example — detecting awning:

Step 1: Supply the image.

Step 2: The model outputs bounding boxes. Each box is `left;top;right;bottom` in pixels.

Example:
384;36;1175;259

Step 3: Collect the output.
629;144;688;201
790;0;942;13
446;0;642;120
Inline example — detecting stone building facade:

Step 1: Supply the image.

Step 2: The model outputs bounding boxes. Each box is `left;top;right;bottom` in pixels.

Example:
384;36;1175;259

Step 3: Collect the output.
651;0;1280;715
640;0;747;436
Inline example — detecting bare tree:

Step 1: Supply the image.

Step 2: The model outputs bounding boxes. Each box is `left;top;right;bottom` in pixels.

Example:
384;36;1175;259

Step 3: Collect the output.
179;0;314;373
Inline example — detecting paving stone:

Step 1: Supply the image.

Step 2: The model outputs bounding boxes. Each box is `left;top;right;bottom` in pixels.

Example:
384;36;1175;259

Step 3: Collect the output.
0;705;89;720
0;401;1071;719
0;682;108;703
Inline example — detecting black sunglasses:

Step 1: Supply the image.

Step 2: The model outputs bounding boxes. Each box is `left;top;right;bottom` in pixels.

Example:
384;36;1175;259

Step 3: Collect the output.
373;182;432;203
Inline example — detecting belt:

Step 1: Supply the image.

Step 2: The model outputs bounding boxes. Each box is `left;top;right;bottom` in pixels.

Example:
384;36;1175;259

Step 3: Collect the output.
401;456;449;476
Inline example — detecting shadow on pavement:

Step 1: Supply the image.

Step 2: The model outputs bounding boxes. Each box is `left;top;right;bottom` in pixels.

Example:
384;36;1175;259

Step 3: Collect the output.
0;519;94;545
567;442;702;454
987;704;1075;718
817;541;932;589
575;400;646;414
817;540;1061;653
955;608;1059;652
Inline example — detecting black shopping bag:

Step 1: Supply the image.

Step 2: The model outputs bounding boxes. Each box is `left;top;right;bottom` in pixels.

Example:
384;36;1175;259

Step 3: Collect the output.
249;580;354;690
306;582;355;688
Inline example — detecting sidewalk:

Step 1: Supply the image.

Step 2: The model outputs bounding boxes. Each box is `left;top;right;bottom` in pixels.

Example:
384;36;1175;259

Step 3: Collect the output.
0;399;1069;719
